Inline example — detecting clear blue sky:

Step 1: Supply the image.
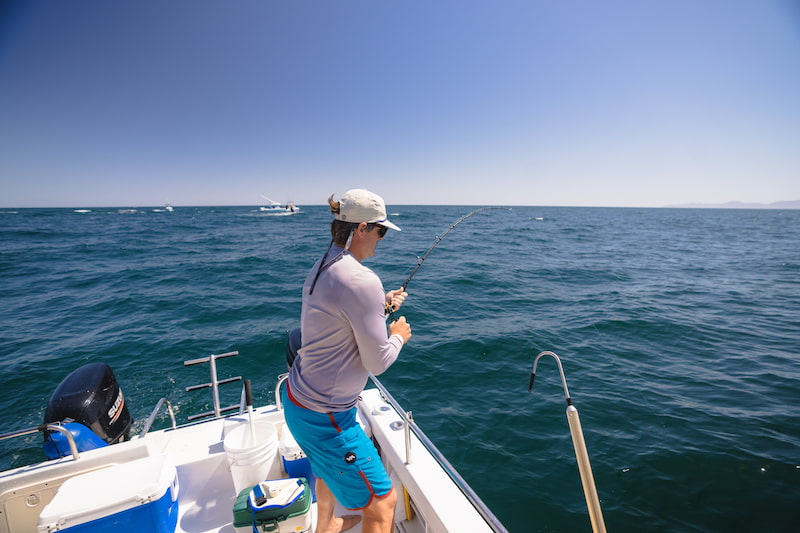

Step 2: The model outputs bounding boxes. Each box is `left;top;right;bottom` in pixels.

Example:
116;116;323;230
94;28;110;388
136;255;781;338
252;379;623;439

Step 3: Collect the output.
1;0;799;208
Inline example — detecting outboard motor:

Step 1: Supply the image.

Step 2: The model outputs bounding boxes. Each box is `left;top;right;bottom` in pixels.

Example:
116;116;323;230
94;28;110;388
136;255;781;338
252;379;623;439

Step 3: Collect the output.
43;363;132;458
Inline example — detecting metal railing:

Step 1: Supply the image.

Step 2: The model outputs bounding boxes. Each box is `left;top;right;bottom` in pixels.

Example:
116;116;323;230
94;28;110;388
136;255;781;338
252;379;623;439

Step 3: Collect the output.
138;398;177;437
274;373;289;411
184;350;243;421
2;350;247;461
0;423;81;461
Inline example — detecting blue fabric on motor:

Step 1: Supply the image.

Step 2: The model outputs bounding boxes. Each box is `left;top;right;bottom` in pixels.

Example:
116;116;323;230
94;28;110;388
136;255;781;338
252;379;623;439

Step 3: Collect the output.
43;422;108;459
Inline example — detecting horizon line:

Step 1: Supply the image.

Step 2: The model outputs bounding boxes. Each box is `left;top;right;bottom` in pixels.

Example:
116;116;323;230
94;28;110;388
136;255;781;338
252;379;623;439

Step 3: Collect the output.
2;200;799;210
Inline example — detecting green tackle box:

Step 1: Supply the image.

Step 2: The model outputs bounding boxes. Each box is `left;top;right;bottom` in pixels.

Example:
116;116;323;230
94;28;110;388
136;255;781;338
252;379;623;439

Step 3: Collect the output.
232;478;311;533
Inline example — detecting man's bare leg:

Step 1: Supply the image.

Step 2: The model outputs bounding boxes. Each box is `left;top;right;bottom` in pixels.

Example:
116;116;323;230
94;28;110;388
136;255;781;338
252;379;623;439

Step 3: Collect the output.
361;487;397;533
315;478;362;533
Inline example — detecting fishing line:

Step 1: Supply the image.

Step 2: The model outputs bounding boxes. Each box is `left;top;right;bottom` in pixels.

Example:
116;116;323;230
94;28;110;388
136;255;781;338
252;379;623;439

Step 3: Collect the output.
386;207;511;320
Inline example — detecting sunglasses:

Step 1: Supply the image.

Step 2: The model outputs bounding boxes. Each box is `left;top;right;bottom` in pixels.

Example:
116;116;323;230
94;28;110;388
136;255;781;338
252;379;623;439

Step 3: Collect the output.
368;224;388;238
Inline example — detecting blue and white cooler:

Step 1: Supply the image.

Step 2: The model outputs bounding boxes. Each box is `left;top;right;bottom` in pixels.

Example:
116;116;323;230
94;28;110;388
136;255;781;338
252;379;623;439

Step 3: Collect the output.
278;425;316;502
36;455;179;533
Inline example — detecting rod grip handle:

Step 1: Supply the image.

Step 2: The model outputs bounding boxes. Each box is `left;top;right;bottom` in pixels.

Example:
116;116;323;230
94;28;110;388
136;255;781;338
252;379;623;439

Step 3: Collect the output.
244;379;253;407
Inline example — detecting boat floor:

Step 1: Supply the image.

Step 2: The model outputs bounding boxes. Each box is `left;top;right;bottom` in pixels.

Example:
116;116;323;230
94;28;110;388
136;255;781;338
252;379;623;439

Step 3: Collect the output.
169;410;405;533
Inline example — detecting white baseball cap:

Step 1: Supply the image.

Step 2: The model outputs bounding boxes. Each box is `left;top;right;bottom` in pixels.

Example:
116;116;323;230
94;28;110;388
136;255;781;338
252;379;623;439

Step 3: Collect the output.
335;189;401;231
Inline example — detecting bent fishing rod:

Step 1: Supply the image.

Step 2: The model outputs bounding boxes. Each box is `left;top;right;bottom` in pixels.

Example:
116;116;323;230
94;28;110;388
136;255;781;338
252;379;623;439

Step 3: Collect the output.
386;206;511;319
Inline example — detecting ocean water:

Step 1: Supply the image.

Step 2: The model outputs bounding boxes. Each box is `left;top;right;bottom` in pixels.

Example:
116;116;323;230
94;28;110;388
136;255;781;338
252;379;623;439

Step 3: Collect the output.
1;205;798;532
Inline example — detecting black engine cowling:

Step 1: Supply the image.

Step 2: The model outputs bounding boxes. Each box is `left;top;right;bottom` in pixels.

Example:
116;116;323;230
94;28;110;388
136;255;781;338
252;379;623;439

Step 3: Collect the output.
44;363;132;444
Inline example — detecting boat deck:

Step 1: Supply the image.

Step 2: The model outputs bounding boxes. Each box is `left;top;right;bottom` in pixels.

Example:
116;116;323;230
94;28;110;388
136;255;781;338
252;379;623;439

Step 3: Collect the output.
1;388;497;533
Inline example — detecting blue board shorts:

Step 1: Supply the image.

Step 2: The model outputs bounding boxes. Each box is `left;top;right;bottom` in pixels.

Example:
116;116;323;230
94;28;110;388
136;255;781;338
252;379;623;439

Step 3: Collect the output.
282;387;393;510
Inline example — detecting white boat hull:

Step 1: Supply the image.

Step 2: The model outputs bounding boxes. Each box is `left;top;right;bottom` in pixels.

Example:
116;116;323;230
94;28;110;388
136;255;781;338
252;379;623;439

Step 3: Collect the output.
0;386;501;533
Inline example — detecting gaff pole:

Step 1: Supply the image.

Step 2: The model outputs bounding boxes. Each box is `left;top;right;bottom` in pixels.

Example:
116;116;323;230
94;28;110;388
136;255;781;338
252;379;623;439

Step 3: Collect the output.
528;351;607;533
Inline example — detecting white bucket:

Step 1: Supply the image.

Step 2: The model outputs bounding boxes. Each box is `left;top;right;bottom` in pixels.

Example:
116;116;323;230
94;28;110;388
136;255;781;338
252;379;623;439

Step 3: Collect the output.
224;420;280;495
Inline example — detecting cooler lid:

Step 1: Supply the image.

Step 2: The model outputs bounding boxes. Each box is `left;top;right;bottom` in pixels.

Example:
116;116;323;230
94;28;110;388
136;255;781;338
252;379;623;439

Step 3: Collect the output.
37;455;177;529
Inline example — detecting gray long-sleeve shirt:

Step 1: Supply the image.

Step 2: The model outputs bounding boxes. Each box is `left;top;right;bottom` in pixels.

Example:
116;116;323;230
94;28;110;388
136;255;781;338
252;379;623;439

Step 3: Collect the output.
288;246;403;412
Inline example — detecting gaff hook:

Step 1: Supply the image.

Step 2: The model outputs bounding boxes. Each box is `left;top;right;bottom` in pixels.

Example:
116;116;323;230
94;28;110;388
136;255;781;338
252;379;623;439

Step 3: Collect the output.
528;351;607;533
528;350;572;400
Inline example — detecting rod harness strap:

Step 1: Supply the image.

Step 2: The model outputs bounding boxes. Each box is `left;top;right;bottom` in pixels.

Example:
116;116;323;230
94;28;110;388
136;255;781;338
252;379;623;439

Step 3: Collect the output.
309;228;355;295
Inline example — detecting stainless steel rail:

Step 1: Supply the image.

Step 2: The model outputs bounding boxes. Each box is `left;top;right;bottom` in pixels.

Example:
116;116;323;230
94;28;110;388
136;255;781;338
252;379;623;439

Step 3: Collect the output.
275;373;289;411
184;350;242;420
139;397;177;437
0;423;81;461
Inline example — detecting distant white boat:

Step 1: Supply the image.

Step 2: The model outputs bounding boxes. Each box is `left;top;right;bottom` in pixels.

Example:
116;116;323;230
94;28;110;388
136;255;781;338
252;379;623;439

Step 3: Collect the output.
165;203;174;212
259;195;300;215
74;209;91;213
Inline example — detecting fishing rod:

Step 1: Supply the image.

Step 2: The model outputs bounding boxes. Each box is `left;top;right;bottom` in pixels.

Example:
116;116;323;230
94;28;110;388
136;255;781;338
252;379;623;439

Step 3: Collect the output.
386;206;511;319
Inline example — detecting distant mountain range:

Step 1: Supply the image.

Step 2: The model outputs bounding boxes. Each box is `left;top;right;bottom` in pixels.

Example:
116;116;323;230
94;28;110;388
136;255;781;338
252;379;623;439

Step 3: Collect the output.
664;200;800;209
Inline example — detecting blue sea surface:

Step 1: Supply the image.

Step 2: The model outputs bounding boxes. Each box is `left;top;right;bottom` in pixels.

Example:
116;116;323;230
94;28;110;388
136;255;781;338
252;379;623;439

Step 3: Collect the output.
1;205;798;532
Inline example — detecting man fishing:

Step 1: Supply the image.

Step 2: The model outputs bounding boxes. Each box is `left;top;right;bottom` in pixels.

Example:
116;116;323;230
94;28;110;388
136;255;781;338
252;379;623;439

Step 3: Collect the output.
283;189;412;533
